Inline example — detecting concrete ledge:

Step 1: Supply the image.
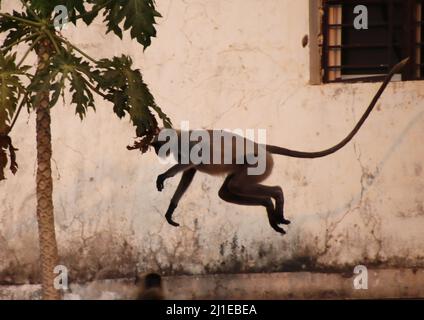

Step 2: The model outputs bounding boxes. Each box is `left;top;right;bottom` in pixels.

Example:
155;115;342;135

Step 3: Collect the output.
1;269;423;300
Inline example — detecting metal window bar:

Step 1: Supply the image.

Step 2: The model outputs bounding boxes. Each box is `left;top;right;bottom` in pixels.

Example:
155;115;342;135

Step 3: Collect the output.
321;0;424;83
326;4;342;81
416;2;422;78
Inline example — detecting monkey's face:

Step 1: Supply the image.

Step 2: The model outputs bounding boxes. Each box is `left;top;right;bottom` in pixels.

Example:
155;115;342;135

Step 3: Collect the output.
151;140;161;155
151;140;172;158
148;127;163;155
149;128;173;158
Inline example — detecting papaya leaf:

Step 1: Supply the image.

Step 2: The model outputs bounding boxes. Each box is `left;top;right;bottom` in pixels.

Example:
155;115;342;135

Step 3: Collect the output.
0;11;35;53
0;134;18;181
0;52;27;134
69;70;95;119
28;66;59;108
96;55;171;138
24;0;94;25
52;52;97;118
96;0;161;49
27;51;97;119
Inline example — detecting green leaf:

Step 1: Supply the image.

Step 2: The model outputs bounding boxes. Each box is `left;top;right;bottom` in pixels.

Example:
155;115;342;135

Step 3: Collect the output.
0;134;18;181
0;52;27;134
97;0;161;49
69;70;95;119
61;0;97;25
30;0;71;18
0;136;8;181
50;75;65;107
96;55;171;137
65;0;90;25
55;52;96;118
28;51;97;119
29;0;94;24
0;11;35;53
27;65;59;108
0;52;28;180
29;0;59;16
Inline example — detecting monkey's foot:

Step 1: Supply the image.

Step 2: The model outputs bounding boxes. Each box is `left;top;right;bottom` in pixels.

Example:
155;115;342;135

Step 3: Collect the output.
165;203;179;227
275;204;290;225
165;215;180;227
267;210;286;234
273;212;291;225
277;218;291;225
270;223;286;235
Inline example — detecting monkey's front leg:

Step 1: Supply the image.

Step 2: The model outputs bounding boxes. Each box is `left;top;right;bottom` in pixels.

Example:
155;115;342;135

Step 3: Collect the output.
156;164;195;192
156;164;196;227
164;168;197;227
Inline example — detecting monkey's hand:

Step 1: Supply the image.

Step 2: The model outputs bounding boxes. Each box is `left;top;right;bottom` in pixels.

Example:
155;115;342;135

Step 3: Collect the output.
165;202;180;227
156;174;166;192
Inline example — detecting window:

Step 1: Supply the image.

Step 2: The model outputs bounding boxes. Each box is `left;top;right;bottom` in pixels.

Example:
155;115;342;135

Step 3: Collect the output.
316;0;423;83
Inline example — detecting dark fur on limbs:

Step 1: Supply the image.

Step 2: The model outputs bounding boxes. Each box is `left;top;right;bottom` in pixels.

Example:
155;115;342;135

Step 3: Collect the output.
151;59;410;235
218;174;289;234
157;165;196;226
156;159;291;234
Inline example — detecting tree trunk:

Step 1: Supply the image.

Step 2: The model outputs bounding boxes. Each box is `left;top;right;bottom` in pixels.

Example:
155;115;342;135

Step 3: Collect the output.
35;39;61;300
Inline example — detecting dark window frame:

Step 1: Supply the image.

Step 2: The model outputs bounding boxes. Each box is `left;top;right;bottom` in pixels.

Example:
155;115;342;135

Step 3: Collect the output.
321;0;423;83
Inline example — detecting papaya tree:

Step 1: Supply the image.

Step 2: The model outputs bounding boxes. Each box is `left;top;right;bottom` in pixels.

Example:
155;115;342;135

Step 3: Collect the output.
0;0;171;299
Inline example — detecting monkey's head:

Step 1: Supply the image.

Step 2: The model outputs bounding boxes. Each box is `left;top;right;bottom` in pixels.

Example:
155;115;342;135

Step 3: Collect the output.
127;127;163;155
150;127;178;158
149;129;165;155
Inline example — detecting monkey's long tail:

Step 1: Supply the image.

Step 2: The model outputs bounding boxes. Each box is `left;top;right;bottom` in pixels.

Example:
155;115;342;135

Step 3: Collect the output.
266;58;410;159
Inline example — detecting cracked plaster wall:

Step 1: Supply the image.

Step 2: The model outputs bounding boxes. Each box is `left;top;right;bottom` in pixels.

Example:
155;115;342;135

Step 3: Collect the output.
1;0;424;284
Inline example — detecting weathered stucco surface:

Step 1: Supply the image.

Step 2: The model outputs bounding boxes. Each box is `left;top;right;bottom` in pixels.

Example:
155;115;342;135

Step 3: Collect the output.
1;0;424;286
2;269;424;300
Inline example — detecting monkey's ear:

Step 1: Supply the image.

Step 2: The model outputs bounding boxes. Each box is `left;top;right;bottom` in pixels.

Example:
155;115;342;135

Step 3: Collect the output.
154;127;161;135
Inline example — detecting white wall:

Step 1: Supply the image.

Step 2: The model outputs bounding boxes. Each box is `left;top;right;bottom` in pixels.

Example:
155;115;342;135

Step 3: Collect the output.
1;0;424;283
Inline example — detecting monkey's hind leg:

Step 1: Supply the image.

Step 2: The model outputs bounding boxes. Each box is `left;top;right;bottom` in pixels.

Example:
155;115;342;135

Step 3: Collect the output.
236;183;290;226
219;175;286;234
273;186;291;225
227;172;291;232
164;168;197;227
